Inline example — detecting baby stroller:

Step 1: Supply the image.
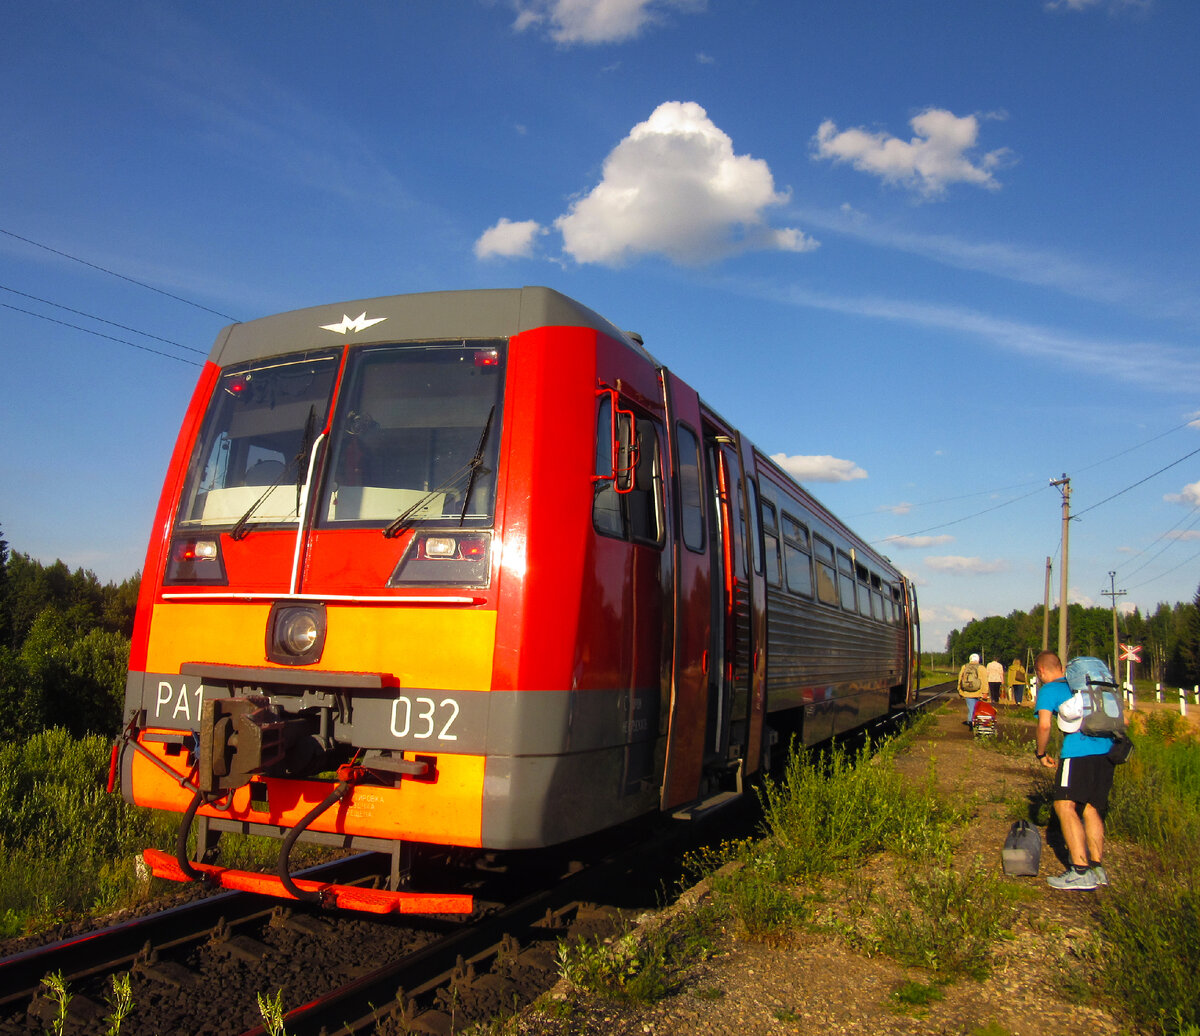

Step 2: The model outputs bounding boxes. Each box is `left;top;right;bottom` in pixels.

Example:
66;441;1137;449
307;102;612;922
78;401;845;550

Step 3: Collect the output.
973;701;997;738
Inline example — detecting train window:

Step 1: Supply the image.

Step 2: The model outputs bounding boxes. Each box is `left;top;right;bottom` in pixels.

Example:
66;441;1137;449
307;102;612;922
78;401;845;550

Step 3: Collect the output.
676;425;705;552
761;500;781;587
872;590;885;621
178;349;342;529
855;564;872;617
782;513;812;597
812;534;838;606
837;551;857;611
318;341;506;530
594;400;664;546
748;480;763;575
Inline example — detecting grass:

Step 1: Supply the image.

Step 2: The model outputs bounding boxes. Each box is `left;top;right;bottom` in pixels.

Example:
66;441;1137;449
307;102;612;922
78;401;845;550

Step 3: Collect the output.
1093;712;1200;1034
0;727;333;939
679;734;1019;980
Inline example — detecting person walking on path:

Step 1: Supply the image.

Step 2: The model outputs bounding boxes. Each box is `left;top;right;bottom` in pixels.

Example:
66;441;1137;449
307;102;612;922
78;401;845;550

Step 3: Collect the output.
1008;657;1027;706
1034;650;1115;891
958;653;988;728
986;658;1004;704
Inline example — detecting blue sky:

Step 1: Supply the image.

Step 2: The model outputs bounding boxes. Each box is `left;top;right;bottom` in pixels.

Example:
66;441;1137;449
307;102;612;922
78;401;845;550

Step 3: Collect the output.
2;0;1198;649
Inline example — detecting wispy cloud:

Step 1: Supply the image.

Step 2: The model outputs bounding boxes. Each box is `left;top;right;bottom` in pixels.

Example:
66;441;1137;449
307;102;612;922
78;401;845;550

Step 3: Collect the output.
925;555;1008;575
751;280;1200;393
793;208;1200;324
475;218;545;260
511;0;704;44
889;534;954;548
1165;481;1200;507
770;453;866;483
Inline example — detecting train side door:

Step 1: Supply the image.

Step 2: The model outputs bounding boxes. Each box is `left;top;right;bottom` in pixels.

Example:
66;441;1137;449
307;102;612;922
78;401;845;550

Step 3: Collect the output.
659;371;712;809
703;432;753;778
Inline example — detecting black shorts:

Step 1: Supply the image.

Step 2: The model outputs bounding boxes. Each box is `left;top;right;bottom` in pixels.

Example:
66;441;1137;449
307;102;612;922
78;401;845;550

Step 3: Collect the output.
1052;753;1115;811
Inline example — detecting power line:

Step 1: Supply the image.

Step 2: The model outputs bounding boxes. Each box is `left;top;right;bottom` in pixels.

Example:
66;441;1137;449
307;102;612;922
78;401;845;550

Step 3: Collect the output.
0;226;239;322
1124;545;1200;593
1116;504;1200;577
1073;445;1200;519
1;301;202;367
0;283;206;355
874;483;1050;544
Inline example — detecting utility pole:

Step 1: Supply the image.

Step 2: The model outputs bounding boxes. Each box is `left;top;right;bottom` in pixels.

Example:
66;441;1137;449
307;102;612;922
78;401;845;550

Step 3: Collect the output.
1042;557;1052;652
1102;571;1127;681
1051;475;1071;662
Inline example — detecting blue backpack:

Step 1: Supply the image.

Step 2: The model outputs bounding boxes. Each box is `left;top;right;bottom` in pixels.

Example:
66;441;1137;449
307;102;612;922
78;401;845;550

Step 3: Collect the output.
1064;656;1126;739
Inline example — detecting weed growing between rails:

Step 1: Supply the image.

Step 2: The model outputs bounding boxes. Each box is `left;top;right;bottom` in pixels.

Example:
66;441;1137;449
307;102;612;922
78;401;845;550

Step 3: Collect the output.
38;971;134;1036
555;908;721;1005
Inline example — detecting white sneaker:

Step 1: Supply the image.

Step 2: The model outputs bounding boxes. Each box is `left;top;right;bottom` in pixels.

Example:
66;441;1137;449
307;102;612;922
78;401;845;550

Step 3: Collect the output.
1090;864;1109;887
1047;867;1098;891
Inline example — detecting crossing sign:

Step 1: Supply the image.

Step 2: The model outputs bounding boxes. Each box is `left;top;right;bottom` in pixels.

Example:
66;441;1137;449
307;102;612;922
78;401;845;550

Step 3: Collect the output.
1119;643;1142;662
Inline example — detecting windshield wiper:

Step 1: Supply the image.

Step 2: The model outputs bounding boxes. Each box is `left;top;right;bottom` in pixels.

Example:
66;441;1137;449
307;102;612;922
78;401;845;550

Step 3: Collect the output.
230;406;319;542
382;406;496;539
458;406;495;525
229;458;298;541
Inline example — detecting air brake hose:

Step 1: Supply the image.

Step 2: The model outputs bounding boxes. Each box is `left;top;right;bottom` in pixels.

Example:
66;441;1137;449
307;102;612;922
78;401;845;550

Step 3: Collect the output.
175;789;207;881
277;779;352;904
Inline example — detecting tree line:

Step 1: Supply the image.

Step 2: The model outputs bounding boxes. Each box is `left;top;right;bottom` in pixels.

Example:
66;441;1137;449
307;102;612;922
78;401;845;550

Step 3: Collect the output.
0;524;138;741
944;590;1200;688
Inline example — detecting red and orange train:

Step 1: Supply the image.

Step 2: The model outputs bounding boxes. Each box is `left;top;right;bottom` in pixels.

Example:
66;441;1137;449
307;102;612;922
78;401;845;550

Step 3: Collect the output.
115;286;920;913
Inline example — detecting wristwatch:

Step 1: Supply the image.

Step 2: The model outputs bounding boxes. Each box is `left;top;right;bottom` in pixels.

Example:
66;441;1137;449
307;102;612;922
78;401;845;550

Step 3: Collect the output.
1035;751;1046;760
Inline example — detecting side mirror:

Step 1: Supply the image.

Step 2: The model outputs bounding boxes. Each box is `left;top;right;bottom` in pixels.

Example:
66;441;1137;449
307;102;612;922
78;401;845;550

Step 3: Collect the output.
597;387;639;494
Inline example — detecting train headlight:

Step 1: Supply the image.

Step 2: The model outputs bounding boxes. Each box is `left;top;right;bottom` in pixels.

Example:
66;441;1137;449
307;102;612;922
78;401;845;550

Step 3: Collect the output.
266;603;326;665
164;537;228;585
388;531;492;588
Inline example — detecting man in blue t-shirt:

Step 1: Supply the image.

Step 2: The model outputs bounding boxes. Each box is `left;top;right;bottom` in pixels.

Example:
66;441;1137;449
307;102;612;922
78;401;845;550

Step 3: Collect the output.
1034;650;1114;891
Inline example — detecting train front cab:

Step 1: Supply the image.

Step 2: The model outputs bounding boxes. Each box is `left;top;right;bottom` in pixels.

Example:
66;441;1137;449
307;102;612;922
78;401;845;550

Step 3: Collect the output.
116;288;756;912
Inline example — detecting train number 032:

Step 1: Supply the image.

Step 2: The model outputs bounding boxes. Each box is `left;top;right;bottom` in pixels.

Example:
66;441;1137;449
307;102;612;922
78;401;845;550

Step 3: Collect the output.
389;695;460;741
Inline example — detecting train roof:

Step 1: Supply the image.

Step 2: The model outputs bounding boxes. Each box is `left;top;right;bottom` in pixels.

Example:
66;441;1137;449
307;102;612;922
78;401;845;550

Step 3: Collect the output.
207;286;656;367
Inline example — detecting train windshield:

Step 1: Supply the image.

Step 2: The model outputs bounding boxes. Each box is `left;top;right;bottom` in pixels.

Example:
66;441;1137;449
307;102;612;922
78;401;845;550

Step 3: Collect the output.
176;350;341;529
318;341;506;529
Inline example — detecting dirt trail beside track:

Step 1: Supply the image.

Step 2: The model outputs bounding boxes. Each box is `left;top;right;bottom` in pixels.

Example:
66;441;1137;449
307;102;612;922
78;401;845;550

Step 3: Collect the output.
517;705;1131;1036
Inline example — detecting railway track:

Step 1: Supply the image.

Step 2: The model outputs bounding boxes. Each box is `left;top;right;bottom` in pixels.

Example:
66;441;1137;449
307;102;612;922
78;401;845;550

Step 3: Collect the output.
0;809;734;1036
3;691;955;1035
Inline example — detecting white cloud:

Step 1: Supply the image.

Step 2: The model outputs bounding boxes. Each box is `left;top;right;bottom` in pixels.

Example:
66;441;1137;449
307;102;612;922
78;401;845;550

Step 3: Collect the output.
813;108;1010;197
1045;0;1150;11
924;555;1008;575
1167;530;1200;541
474;217;546;260
770;452;866;483
511;0;703;45
1165;481;1200;506
888;534;954;549
555;101;816;265
880;502;912;516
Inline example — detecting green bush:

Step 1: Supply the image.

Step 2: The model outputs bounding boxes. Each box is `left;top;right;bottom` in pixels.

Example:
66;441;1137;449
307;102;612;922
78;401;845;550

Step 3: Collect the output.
874;862;1018;980
1108;712;1200;865
1098;877;1200;1034
0;729;172;935
754;740;963;880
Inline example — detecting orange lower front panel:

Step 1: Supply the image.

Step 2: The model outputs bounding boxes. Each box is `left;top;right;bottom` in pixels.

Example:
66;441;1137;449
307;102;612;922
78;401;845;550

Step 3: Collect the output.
130;741;485;847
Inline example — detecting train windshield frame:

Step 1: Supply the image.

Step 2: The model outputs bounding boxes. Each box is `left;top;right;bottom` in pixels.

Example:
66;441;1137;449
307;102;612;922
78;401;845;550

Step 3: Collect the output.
317;339;506;531
176;349;342;531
